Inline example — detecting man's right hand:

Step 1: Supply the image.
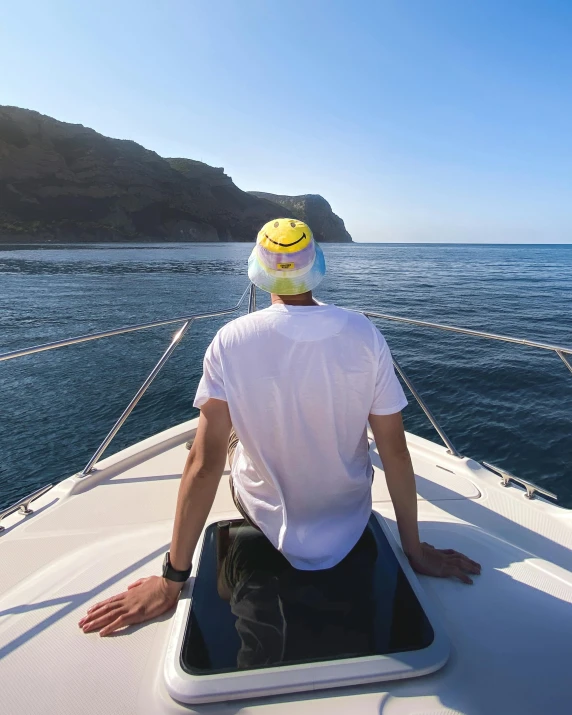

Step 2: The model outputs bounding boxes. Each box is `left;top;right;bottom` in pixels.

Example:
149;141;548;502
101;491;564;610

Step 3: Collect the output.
78;576;182;637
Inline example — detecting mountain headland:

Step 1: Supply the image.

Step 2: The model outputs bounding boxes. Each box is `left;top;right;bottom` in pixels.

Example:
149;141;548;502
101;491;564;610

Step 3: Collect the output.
0;106;352;244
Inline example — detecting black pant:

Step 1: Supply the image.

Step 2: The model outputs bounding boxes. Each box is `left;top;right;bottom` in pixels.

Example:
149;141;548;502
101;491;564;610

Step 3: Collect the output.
220;522;378;670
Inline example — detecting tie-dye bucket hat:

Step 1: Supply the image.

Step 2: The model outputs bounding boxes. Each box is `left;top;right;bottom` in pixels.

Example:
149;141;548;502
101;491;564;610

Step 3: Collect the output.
248;218;326;295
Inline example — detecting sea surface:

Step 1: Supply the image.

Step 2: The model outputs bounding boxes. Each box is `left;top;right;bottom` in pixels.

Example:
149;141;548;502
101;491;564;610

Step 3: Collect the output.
1;242;571;510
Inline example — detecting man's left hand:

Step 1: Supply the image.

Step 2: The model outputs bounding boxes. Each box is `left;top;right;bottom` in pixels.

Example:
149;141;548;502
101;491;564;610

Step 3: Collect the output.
407;542;481;584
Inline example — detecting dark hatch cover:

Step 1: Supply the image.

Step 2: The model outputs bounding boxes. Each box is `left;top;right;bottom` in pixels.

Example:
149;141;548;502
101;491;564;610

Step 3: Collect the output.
181;515;434;675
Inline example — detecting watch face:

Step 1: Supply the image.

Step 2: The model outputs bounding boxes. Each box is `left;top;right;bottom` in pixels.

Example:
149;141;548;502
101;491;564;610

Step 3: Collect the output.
163;552;170;576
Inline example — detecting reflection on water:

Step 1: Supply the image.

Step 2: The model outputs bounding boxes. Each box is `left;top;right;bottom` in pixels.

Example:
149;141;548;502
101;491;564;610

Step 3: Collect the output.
182;517;434;674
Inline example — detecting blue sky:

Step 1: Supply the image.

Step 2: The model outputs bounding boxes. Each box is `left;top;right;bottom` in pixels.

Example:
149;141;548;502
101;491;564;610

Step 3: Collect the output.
2;0;571;243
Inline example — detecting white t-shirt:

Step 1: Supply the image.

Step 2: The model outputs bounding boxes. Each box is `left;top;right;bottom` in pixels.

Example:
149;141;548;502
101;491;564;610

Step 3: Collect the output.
193;303;407;570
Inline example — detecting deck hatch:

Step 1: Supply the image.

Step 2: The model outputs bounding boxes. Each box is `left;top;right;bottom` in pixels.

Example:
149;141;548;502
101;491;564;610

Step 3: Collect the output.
165;512;450;703
182;515;433;674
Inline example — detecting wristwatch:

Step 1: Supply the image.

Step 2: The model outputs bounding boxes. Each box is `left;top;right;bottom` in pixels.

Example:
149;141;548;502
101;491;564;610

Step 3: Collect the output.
162;552;192;582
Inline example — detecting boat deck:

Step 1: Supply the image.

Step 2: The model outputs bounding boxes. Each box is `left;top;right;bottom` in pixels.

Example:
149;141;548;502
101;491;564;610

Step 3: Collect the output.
1;418;572;714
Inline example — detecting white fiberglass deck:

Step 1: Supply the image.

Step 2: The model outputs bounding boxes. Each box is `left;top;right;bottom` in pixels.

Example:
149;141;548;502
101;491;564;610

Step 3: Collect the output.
1;418;571;715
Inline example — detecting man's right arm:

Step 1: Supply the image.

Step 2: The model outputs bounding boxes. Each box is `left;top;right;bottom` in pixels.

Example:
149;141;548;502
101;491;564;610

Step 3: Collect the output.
78;398;232;636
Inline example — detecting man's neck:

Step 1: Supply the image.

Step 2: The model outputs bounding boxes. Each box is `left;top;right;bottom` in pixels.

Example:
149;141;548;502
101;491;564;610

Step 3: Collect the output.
271;291;318;307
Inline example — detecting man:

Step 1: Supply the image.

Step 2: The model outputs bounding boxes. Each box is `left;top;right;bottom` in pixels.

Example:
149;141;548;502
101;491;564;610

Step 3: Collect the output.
79;218;480;637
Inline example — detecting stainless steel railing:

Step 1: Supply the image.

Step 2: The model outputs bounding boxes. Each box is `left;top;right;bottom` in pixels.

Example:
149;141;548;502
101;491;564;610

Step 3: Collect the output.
0;284;252;363
363;310;572;374
391;356;461;457
1;284;252;482
80;284;254;474
80;319;194;475
363;309;571;467
2;284;569;504
80;282;256;474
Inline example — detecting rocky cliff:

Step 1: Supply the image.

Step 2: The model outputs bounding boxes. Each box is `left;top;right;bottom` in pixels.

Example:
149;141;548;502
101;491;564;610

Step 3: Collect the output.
0;106;352;244
248;192;352;244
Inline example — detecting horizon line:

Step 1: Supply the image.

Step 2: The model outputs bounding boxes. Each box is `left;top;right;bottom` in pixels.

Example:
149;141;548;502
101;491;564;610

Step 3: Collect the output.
0;240;571;248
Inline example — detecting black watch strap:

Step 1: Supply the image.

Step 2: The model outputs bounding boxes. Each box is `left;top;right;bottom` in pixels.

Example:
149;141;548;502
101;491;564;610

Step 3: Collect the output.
162;552;191;582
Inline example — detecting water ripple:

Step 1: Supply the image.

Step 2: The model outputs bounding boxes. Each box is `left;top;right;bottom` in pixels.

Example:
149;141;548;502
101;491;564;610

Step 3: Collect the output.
1;242;571;509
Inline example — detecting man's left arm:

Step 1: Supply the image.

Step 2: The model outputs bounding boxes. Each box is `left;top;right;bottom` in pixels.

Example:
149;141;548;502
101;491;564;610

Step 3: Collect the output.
369;411;481;584
79;398;231;636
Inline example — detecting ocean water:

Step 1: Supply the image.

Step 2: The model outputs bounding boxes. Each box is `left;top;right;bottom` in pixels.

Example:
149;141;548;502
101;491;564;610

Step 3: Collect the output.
1;242;571;510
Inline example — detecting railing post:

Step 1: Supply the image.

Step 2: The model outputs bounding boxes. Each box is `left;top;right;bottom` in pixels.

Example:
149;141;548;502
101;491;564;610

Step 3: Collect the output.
0;483;54;532
482;461;557;500
248;283;257;313
556;350;572;375
81;319;194;476
391;357;462;458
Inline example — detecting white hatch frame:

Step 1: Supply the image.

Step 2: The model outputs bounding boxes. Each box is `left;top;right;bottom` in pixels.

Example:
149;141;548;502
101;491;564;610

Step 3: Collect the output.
163;510;450;705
